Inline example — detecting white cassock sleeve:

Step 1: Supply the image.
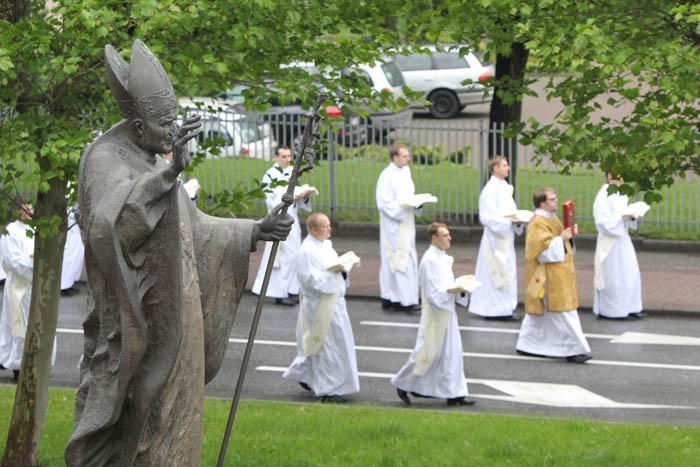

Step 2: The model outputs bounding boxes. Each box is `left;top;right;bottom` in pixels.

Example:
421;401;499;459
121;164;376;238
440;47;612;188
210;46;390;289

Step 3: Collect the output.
537;236;565;264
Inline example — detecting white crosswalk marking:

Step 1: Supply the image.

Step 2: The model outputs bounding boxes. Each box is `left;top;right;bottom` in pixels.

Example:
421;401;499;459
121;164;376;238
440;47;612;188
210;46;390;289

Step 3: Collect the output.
610;332;700;346
360;321;700;345
222;337;700;372
55;326;699;410
256;366;694;409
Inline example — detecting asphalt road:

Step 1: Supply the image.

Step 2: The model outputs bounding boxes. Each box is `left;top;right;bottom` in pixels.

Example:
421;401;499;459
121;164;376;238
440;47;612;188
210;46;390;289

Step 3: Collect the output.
25;288;700;428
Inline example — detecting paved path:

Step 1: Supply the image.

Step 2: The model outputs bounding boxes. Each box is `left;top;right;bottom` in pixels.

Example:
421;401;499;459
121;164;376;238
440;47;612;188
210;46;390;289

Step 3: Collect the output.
247;223;700;315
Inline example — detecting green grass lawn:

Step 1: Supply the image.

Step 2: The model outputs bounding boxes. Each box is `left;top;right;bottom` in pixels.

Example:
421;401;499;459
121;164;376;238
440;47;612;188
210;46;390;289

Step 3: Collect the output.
2;386;699;466
191;155;700;240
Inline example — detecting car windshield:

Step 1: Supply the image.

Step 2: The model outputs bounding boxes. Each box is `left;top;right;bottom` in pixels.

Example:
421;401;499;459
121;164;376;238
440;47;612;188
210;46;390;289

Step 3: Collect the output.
433;52;469;70
381;61;405;87
473;50;492;66
198;119;233;146
197;113;264;146
237;117;263;143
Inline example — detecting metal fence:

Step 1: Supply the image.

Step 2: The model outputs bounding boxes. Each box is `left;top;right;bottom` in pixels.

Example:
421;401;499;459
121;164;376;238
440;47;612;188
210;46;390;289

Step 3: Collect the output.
7;110;698;238
191;114;699;238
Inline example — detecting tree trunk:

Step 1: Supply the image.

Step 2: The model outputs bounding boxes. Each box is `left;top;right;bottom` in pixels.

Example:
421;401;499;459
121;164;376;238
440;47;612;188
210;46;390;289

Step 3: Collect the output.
0;0;30;24
2;168;67;467
488;41;529;189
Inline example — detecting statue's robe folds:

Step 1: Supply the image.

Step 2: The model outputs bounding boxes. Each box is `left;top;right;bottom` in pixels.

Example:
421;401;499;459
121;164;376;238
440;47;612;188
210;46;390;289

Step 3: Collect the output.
65;122;257;466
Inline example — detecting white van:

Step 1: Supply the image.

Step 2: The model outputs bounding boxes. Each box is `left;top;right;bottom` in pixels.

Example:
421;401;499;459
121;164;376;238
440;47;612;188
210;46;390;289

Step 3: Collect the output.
285;59;413;140
179;107;277;160
393;45;495;118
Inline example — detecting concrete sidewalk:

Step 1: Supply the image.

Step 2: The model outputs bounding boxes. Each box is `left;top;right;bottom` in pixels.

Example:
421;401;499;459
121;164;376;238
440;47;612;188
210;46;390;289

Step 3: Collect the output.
247;222;700;316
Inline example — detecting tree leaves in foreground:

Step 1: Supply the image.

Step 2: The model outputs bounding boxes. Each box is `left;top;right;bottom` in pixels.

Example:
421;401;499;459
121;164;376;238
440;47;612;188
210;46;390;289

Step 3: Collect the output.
1;0;698;464
430;0;699;201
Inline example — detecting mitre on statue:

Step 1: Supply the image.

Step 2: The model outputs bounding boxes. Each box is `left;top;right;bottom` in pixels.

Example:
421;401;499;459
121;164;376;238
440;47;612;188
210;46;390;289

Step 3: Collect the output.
104;39;177;119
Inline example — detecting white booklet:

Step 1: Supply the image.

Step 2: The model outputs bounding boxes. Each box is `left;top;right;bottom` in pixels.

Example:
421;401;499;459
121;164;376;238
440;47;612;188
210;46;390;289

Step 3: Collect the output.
447;274;483;294
623;201;651;218
400;193;438;208
294;184;319;198
326;251;361;273
504;209;534;223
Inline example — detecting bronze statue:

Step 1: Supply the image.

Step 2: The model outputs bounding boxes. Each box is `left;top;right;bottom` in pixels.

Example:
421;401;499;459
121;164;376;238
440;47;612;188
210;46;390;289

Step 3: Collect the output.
65;40;292;466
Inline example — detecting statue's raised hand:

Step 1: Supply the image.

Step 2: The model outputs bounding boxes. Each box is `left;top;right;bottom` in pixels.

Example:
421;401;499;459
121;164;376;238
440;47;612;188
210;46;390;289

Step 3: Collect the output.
170;114;202;174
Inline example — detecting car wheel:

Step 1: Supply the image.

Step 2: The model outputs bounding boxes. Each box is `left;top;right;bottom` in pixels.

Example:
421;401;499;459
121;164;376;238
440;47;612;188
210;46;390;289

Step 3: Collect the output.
429;89;460;119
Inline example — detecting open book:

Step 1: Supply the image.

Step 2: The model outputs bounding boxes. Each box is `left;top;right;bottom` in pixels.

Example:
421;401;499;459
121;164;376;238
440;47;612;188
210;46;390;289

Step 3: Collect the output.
326;251;361;274
400;193;438;208
447;274;483;294
183;178;200;199
622;201;650;218
294;184;319;198
504;209;534;223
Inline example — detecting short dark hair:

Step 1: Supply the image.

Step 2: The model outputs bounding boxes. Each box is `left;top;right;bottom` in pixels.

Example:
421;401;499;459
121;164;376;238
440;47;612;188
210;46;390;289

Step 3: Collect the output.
532;187;554;209
488;156;507;174
389;144;408;161
427;222;447;240
306;212;328;231
274;145;291;156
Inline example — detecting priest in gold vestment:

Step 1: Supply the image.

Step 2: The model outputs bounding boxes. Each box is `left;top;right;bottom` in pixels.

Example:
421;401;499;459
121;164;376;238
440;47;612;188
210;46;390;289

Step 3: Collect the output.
516;188;592;364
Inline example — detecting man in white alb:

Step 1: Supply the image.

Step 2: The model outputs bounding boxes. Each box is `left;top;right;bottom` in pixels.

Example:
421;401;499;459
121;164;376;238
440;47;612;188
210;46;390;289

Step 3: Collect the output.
593;172;643;319
375;144;420;312
252;145;312;306
283;212;359;403
467;156;523;320
0;200;49;382
60;204;85;295
392;222;476;407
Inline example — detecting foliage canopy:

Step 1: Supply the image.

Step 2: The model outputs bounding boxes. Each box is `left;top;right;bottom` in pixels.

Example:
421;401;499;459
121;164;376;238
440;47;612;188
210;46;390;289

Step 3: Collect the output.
1;0;698;463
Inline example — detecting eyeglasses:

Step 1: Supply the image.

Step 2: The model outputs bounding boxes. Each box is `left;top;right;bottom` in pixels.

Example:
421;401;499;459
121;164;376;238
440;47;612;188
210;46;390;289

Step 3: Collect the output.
546;197;558;201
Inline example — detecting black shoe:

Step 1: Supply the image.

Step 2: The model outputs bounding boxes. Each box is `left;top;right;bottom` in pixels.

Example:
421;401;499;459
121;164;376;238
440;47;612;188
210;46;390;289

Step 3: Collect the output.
485;314;520;321
446;397;476;406
320;395;348;404
382;300;405;311
410;391;434;399
0;364;5;370
597;314;627;320
396;388;411;405
628;312;646;319
401;304;421;313
566;354;593;364
516;349;545;358
12;369;19;382
299;382;312;392
275;298;297;307
61;286;79;296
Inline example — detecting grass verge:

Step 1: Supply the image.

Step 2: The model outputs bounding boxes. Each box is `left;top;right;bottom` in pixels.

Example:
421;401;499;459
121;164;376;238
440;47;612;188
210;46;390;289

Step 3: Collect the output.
1;386;699;466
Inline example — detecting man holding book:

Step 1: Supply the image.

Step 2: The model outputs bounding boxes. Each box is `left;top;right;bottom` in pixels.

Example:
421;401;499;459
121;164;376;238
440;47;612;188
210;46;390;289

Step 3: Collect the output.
283;213;360;403
467;155;525;320
592;173;646;319
516;188;592;364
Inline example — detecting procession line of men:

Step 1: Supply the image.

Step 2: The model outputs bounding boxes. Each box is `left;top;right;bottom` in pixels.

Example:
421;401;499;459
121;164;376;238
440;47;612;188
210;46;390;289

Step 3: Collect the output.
371;149;644;405
1;142;643;413
274;147;641;408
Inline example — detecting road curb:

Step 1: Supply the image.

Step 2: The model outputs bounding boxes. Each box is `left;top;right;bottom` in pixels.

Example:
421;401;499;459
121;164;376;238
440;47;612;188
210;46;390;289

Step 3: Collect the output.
329;221;700;252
